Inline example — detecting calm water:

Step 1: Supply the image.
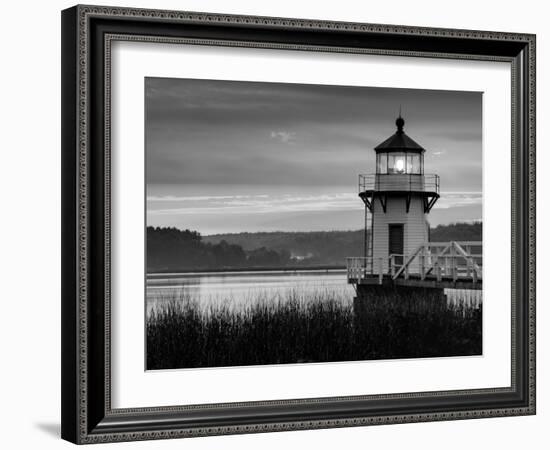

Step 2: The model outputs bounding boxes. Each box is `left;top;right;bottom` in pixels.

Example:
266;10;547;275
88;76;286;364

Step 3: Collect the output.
146;269;482;313
147;269;353;313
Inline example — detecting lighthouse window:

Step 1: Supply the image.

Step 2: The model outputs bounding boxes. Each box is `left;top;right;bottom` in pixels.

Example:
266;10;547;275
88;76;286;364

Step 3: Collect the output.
377;153;387;173
407;154;414;173
388;153;406;174
407;154;421;174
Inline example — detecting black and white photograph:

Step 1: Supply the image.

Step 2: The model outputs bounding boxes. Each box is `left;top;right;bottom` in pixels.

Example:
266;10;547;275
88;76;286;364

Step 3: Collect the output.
145;78;483;370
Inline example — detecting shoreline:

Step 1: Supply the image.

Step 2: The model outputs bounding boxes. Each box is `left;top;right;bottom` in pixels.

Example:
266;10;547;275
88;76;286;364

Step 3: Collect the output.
146;265;347;277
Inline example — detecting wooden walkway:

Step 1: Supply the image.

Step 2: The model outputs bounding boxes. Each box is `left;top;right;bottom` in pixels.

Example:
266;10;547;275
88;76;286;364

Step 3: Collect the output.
347;241;482;290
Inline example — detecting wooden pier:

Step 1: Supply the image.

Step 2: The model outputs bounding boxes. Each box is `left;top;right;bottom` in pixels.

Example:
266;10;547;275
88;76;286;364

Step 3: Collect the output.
347;241;482;291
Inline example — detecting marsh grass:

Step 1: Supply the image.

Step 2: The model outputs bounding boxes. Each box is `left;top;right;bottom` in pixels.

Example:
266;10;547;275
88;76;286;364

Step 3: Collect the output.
146;288;482;370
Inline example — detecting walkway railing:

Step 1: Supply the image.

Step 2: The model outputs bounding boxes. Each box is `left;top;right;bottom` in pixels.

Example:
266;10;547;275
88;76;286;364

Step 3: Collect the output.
347;256;376;282
347;241;482;285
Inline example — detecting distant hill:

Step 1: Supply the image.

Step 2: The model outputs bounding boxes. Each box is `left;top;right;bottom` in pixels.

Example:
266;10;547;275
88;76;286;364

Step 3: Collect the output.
429;222;482;242
203;230;365;265
204;222;482;266
148;222;482;272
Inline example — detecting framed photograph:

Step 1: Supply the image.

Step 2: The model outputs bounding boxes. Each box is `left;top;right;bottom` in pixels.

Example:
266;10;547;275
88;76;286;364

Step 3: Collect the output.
61;5;536;444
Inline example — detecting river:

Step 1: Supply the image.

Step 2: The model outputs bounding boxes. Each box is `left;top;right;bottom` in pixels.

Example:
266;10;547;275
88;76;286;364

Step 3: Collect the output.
146;269;482;313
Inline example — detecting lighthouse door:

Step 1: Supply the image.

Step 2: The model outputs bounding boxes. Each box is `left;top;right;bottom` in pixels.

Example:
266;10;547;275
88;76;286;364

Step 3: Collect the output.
388;224;404;266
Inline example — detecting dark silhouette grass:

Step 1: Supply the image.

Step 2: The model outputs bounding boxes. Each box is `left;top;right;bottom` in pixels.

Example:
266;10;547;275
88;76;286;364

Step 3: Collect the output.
146;289;482;370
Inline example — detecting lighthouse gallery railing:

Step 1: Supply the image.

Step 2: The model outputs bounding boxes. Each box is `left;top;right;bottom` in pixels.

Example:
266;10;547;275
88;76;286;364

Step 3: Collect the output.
358;173;440;194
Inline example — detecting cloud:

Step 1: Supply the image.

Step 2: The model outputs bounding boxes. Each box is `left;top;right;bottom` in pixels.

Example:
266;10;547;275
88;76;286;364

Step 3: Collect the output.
270;130;296;144
145;78;483;231
436;192;482;209
145;78;482;189
147;194;268;202
147;191;483;222
148;192;363;216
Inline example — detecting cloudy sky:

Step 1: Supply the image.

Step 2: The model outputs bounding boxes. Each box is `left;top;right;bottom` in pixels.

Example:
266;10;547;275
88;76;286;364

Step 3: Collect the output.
146;77;482;235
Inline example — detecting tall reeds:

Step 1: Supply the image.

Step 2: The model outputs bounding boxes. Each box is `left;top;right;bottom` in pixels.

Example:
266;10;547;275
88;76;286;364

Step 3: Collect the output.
146;288;481;370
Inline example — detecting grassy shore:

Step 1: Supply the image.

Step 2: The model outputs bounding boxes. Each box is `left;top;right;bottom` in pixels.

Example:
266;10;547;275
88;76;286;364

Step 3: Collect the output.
146;289;482;370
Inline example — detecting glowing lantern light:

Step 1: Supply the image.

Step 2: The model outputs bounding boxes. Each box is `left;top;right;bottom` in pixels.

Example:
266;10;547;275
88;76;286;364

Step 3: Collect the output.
395;158;405;173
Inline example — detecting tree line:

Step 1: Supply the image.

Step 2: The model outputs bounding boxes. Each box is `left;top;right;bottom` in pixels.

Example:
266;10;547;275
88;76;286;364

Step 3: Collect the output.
148;222;482;272
147;227;292;271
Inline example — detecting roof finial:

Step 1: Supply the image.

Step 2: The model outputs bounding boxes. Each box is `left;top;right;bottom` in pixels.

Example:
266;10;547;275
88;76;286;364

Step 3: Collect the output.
396;106;405;133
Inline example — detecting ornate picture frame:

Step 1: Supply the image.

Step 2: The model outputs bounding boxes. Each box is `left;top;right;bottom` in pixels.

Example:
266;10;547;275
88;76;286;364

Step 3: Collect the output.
61;5;535;444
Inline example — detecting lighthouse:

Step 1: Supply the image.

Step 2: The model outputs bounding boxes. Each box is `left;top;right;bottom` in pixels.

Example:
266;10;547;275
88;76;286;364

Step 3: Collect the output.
359;115;439;275
347;115;482;292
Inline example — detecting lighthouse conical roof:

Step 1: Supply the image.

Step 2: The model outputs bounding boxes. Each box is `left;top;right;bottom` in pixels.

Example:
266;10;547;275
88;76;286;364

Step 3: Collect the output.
374;116;425;153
